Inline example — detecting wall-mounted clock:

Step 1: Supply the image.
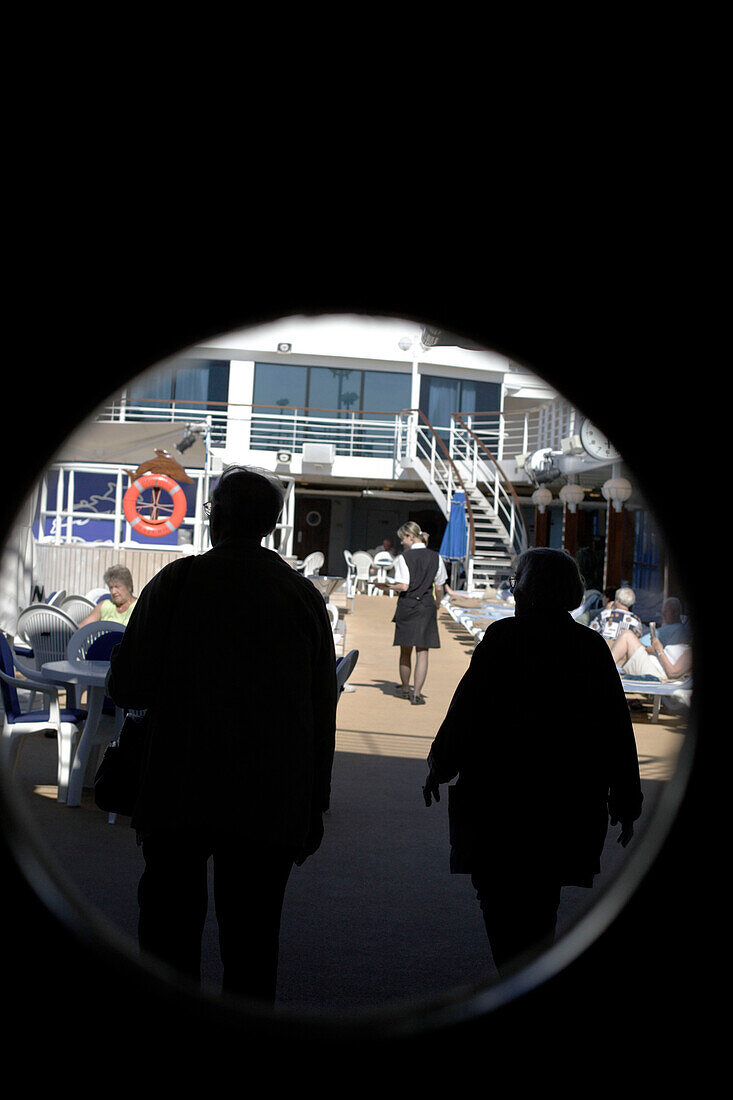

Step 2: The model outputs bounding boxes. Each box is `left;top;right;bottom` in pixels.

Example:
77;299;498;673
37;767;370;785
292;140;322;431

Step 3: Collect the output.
578;419;621;462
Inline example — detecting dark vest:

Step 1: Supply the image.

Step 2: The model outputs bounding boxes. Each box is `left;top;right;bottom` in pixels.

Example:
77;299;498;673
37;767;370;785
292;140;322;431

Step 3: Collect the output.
400;548;439;600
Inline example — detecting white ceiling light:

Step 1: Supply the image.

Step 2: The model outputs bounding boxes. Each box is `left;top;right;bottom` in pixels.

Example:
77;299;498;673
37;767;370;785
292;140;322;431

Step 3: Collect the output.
559;482;585;513
531;487;553;514
601;477;633;512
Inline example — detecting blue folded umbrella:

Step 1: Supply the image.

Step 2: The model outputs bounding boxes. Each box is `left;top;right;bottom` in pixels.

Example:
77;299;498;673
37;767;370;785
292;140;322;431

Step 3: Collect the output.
439;491;467;559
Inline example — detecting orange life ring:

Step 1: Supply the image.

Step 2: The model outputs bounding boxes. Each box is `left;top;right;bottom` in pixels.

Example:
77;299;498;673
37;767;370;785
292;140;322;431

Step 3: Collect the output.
123;473;187;538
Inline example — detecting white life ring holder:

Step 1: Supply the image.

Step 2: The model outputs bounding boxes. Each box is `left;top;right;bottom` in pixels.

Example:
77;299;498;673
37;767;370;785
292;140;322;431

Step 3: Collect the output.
123;474;187;538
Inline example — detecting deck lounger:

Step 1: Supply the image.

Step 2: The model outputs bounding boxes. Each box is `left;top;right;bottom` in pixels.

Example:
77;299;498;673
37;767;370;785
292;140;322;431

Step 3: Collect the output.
620;675;693;722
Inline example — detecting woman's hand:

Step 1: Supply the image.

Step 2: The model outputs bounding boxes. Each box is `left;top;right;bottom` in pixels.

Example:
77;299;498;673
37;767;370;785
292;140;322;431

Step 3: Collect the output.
423;771;441;806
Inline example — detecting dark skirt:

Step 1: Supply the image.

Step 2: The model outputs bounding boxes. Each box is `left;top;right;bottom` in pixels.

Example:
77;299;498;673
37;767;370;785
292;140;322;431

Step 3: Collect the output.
392;596;440;648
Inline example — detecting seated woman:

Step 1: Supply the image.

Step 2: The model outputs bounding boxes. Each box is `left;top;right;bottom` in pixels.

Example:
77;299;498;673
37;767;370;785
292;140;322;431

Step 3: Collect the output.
79;565;137;627
611;627;692;681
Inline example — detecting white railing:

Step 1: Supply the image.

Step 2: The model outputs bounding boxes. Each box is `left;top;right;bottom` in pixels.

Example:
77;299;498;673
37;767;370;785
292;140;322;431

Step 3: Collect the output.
463;397;579;461
395;410;476;553
450;415;528;560
98;398;230;447
248;407;399;458
34;463;209;550
33;462;295;557
395;409;528;587
97;397;578;464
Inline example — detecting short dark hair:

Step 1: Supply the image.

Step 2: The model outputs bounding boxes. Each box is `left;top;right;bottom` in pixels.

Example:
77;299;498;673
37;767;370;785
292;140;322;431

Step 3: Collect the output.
512;548;585;613
210;466;285;538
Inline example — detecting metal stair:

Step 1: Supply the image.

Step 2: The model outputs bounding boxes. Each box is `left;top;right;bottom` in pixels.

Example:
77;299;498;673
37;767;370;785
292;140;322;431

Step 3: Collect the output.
464;487;516;588
395;411;527;589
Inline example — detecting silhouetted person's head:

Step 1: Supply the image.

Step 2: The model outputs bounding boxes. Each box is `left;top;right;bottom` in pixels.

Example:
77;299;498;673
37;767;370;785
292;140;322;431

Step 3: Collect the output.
209;466;285;545
511;548;584;613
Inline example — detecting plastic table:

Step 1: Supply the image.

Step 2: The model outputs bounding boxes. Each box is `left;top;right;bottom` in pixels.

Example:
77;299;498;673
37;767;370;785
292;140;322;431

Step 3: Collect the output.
40;660;122;806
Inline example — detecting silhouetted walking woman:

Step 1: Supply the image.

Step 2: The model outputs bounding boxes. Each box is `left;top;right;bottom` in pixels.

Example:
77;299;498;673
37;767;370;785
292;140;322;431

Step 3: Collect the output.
424;548;643;977
375;521;447;704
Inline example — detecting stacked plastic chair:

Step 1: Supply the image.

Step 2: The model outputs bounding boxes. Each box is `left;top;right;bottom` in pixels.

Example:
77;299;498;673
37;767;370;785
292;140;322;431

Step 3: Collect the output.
0;633;86;802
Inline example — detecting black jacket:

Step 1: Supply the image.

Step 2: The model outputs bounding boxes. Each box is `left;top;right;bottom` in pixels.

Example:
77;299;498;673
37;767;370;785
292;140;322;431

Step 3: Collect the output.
107;540;337;848
428;608;643;884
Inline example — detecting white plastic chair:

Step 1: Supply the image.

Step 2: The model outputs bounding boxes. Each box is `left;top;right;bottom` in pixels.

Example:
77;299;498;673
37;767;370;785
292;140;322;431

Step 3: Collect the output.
343;551;358;604
301;551;324;576
15;604;82;708
326;603;339;630
0;633;84;802
372;551;396;596
85;587;109;604
67;621;125;728
66;620;126;661
60;594;97;625
46;590;67;606
571;589;604;621
351;552;375;595
326;602;346;655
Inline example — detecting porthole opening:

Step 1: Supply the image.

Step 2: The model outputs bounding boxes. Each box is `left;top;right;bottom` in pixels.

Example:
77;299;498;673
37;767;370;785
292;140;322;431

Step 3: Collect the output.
0;311;699;1042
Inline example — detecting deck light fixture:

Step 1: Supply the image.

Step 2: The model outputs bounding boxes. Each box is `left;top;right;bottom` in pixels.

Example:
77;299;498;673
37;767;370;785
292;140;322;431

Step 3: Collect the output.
601;477;632;513
559;482;585;513
531;487;552;514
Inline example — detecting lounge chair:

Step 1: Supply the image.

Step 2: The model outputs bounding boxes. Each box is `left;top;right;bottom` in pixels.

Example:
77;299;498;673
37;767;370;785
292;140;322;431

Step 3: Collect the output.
620;674;693;722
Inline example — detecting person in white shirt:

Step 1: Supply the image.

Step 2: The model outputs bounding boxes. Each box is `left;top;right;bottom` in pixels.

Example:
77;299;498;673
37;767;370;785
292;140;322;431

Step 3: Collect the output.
374;521;447;704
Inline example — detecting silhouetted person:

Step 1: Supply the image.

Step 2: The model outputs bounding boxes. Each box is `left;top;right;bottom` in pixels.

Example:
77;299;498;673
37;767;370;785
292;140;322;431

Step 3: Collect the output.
108;466;337;1002
423;547;643;978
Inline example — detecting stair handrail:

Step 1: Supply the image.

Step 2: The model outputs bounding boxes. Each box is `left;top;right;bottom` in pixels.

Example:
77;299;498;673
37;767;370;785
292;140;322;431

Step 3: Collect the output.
398;409;476;556
451;413;529;556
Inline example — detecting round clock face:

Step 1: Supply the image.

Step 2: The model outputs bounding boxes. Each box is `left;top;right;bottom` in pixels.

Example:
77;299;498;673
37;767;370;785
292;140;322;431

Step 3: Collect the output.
579;419;621;462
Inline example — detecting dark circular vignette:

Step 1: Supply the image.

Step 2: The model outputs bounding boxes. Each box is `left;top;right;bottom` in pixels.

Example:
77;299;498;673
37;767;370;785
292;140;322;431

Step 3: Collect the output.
1;277;711;1071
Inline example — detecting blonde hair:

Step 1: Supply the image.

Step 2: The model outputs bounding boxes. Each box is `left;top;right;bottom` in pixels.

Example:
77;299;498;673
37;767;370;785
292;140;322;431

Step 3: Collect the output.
398;521;429;546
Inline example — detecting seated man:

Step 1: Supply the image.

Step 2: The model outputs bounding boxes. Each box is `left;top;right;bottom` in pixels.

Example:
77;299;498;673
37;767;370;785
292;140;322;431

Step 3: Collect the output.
639;596;691;647
590;586;643;644
368;538;397;558
611;628;692;682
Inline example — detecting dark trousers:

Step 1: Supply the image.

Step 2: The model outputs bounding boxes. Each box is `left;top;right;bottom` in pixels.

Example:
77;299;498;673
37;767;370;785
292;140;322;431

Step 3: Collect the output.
471;869;562;976
138;831;293;1002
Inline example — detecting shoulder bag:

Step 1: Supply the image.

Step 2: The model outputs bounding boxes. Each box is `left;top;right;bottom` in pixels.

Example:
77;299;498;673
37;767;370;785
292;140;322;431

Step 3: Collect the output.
93;554;197;816
93;711;149;816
